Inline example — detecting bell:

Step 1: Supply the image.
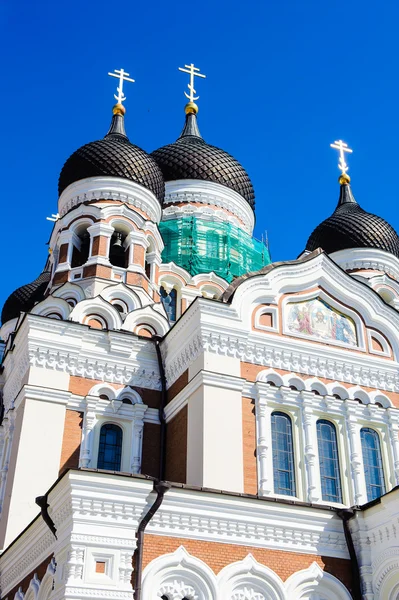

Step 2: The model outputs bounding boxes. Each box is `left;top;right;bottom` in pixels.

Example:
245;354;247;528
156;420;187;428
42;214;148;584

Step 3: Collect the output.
111;232;124;250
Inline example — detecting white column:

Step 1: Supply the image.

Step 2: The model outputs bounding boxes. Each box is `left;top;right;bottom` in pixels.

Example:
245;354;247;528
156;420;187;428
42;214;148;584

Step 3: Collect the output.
125;231;149;273
254;396;273;496
300;392;320;503
0;412;14;514
387;408;399;485
86;223;115;265
80;397;98;468
55;229;78;272
344;401;364;504
131;404;146;473
146;251;161;283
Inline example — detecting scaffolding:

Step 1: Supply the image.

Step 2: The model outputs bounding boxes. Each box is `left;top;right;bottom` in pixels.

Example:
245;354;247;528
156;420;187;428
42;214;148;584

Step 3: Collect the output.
159;217;271;282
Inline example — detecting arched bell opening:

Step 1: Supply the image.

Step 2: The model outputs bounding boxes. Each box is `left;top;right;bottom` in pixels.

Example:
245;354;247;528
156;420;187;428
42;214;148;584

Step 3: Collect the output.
109;230;129;268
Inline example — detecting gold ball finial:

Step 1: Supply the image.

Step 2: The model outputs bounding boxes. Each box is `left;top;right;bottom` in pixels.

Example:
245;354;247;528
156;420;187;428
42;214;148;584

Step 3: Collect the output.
185;102;198;115
113;103;126;116
339;173;351;185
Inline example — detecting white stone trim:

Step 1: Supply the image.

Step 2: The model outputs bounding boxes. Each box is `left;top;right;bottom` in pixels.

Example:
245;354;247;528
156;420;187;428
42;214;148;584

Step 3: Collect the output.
217;554;286;600
254;305;279;333
331;247;399;281
142;546;218;600
164;179;255;234
162;201;244;230
285;562;352;600
58;176;162;223
367;328;392;357
253;382;398;506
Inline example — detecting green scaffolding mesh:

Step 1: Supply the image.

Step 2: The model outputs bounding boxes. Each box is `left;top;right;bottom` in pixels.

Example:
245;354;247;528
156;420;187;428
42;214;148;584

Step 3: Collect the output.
159;217;271;283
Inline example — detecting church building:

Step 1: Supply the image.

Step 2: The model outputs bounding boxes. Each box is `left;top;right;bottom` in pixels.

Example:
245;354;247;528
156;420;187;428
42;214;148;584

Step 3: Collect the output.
1;65;399;600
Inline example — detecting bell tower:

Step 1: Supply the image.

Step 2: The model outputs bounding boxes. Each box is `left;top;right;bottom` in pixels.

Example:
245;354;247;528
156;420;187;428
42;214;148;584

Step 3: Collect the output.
48;68;165;303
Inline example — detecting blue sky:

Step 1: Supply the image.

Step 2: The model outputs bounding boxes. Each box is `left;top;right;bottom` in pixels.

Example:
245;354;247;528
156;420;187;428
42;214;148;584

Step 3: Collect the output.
1;0;399;309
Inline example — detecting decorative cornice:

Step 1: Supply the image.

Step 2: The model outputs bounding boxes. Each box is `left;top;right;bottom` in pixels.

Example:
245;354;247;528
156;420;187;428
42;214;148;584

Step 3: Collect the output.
58;176;162;224
163;179;254;235
331;248;399;281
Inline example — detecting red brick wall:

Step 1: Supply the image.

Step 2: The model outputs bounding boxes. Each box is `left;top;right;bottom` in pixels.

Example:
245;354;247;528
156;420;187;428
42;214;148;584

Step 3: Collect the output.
165;406;187;483
59;410;83;474
167;371;189;403
242;397;257;494
141;423;161;478
141;534;352;592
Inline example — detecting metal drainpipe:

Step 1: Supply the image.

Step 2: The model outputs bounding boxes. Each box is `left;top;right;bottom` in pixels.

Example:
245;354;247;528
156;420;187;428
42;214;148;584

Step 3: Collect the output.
133;480;171;600
337;508;362;600
133;334;169;600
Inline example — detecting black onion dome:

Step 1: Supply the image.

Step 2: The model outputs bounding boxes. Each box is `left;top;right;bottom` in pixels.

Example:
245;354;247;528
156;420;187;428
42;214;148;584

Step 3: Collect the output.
306;181;399;258
151;111;255;208
1;270;51;325
58;111;165;202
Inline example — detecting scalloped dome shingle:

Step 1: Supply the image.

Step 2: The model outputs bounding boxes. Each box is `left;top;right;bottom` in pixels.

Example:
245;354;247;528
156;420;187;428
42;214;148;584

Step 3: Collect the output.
1;271;51;324
150;112;255;208
306;182;399;259
58;114;165;202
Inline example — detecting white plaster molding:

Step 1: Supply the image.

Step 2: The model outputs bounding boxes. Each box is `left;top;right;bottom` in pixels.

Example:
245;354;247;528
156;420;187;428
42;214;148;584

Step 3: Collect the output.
121;305;169;336
285;562;352;599
58;176;162;224
367;328;392;357
52;282;86;304
143;546;218;600
164;179;255;234
100;283;142;313
69;297;123;330
218;554;285;600
331;247;399;281
30;297;72;320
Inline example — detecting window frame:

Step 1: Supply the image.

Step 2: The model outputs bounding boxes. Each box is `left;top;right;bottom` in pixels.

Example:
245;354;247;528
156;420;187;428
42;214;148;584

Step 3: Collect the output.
271;411;296;497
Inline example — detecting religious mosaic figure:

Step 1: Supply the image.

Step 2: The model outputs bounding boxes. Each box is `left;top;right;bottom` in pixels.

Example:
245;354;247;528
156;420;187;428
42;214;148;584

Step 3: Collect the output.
287;298;357;346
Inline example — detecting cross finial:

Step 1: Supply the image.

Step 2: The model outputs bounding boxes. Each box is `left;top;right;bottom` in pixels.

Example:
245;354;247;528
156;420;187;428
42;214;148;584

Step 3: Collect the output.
330;139;353;175
108;68;135;106
178;63;206;103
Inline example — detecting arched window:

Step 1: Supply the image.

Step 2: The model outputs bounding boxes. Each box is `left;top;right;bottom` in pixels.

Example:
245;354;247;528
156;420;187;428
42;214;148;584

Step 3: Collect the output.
160;287;177;322
361;428;385;501
317;420;342;503
97;424;123;471
271;411;296;496
71;231;90;268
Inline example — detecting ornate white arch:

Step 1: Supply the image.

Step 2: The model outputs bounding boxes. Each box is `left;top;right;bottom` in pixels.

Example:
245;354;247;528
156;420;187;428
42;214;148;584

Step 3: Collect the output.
285;562;352;600
122;305;169;336
69;297;123;330
87;383;117;400
217;554;285;600
256;369;284;387
305;378;328;396
347;386;371;405
37;559;56;600
369;390;393;408
282;375;306;391
24;573;41;600
100;283;142;313
116;387;143;404
325;384;349;400
31;297;72;320
141;546;218;600
52;282;86;304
